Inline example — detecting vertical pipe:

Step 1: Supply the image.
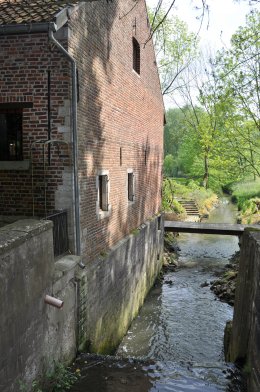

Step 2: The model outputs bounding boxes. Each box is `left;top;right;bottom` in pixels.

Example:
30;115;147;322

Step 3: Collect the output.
49;28;81;256
47;70;51;165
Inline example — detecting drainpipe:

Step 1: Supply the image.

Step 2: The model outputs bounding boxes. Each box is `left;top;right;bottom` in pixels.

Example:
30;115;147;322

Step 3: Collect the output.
49;27;81;256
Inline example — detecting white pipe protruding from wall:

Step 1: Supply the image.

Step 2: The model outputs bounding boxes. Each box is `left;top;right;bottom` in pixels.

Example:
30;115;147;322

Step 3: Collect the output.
44;295;64;309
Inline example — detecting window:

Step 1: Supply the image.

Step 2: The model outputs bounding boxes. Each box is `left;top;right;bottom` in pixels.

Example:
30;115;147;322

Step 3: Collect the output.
96;170;111;219
127;170;135;202
133;37;140;74
0;108;23;161
99;174;109;211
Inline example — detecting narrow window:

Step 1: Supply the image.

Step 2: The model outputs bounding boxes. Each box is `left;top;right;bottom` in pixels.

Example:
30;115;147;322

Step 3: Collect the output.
128;172;134;202
0;108;23;161
120;147;123;166
133;38;140;74
99;174;109;211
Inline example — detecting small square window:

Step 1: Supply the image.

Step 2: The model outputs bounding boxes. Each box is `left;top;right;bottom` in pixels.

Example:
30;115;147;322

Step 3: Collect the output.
128;171;135;202
0;108;23;161
133;37;140;75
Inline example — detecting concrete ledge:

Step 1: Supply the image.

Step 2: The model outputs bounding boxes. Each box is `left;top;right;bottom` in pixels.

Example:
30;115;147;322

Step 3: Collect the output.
55;254;81;272
53;255;82;289
0;219;53;255
0;160;30;171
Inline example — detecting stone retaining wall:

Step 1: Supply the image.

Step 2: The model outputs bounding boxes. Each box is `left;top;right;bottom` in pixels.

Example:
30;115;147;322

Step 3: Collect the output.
0;220;78;392
78;215;163;353
228;229;260;391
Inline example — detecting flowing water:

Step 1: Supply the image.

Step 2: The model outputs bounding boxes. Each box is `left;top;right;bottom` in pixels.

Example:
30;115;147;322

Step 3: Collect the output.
71;199;244;392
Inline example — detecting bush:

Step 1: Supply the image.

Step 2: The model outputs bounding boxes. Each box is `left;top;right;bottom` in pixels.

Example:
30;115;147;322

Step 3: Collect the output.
162;178;185;213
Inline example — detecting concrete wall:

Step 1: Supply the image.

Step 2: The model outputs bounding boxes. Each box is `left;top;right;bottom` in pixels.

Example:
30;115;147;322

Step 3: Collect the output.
0;220;78;392
228;229;260;392
78;215;164;353
0;215;163;391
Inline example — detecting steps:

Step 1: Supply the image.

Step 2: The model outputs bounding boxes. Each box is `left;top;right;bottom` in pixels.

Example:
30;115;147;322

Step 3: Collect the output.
178;199;200;216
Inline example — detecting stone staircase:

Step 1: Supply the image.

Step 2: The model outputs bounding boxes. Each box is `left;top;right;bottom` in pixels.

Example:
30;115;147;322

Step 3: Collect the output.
178;199;200;217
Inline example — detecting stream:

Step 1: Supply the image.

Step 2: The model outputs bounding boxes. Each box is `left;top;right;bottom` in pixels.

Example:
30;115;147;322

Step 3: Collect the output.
71;199;244;391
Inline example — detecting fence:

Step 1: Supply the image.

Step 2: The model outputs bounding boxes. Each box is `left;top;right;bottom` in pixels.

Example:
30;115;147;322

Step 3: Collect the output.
45;210;69;258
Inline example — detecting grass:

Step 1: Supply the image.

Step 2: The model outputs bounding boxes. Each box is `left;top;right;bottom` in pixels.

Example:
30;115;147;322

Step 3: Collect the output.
225;179;260;224
230;179;260;208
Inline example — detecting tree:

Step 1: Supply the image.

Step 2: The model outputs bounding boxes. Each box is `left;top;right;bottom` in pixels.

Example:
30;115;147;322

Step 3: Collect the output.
216;10;260;131
148;7;199;95
212;10;260;180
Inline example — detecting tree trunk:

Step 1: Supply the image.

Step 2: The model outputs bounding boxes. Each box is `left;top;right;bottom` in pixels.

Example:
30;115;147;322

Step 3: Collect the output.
202;154;209;189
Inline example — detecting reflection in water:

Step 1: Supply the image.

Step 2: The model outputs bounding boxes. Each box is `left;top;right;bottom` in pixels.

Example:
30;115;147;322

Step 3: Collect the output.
71;199;244;391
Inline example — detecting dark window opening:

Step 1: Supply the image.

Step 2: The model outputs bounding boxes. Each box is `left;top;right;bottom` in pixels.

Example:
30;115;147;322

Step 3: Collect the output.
120;147;123;166
128;172;134;202
99;174;109;211
0;108;23;161
133;38;140;74
158;215;162;231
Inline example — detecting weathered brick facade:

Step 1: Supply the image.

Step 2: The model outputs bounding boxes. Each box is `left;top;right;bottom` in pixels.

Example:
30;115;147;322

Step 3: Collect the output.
0;32;71;216
0;0;164;262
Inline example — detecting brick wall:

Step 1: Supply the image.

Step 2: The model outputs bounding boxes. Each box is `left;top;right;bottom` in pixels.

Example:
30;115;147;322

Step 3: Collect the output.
69;0;164;261
0;32;72;218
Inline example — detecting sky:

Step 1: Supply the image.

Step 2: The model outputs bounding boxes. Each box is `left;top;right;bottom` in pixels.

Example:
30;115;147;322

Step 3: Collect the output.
146;0;260;50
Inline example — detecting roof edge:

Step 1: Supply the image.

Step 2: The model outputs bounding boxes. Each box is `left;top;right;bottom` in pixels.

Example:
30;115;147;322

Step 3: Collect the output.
0;21;57;35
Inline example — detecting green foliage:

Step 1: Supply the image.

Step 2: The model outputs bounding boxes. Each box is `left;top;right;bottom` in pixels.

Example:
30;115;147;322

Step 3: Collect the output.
164;108;189;157
213;10;260;180
162;177;216;213
163;154;175;177
19;363;79;392
163;11;260;188
162;178;185;213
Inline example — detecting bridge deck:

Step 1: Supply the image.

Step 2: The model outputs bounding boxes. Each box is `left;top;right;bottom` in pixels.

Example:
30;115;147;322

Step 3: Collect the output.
164;221;256;236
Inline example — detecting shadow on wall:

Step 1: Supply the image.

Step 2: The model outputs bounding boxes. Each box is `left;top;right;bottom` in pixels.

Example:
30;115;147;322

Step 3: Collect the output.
113;138;162;245
70;1;162;260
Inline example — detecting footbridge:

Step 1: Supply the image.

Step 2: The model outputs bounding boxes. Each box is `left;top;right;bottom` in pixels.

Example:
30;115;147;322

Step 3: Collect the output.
164;221;259;236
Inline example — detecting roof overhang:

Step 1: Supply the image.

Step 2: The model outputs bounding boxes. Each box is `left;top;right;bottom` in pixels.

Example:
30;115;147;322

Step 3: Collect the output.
0;21;57;35
0;0;105;36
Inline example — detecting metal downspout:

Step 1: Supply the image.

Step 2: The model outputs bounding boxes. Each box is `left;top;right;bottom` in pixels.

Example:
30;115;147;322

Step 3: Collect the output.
49;28;81;256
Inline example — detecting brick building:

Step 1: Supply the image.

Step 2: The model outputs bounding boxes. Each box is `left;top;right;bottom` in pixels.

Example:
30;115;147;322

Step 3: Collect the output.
0;0;164;262
0;2;165;381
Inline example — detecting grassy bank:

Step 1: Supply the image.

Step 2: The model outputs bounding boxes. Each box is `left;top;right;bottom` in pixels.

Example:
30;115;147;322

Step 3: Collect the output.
223;179;260;224
162;178;218;217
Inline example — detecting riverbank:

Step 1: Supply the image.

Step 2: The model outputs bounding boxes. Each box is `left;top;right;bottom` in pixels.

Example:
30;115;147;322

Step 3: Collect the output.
210;251;240;306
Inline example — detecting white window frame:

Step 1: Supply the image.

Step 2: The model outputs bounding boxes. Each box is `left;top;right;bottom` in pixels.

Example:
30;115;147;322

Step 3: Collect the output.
96;170;111;219
127;168;136;204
